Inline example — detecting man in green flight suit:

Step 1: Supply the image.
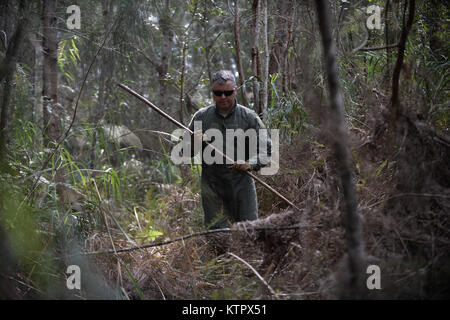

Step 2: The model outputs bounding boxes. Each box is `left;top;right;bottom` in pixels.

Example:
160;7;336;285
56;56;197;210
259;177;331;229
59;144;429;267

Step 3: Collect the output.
187;70;271;229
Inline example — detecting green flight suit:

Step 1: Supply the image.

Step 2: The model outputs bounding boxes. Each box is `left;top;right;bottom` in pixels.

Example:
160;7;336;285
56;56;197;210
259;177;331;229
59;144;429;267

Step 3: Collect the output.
188;102;271;229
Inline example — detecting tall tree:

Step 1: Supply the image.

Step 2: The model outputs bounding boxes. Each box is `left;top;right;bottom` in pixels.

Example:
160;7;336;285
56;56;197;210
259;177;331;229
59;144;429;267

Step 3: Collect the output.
90;0;114;168
202;0;213;84
157;0;175;122
233;0;248;107
391;0;416;112
281;1;295;95
267;1;287;105
267;0;295;99
384;0;392;79
0;0;29;165
95;0;114;124
260;0;269;120
251;0;262;115
315;0;366;299
42;0;66;204
42;0;60;145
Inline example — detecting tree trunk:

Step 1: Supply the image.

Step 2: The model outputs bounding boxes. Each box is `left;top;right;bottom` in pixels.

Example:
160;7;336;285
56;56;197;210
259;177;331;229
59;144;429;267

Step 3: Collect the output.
233;0;248;107
42;0;61;144
391;0;416;110
0;2;12;45
203;0;212;84
315;0;366;299
260;0;269;120
95;0;114;124
158;0;174;123
42;0;66;204
0;0;29;165
251;0;261;115
385;0;392;80
90;0;114;168
179;41;186;124
281;2;295;95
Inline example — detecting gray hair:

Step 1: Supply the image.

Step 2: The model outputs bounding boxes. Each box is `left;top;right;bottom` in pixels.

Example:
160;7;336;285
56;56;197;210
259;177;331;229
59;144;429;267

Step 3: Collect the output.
212;70;236;86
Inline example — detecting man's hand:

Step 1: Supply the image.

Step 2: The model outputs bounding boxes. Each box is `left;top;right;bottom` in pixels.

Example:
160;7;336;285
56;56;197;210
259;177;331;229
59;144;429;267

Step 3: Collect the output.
231;162;253;173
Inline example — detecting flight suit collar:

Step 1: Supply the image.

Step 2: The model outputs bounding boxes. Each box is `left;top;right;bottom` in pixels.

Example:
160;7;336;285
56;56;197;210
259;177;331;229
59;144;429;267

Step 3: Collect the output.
214;99;238;118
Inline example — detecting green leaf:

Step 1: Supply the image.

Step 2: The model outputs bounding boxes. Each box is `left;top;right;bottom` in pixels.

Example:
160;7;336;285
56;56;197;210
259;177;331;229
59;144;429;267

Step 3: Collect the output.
375;159;388;177
139;229;164;242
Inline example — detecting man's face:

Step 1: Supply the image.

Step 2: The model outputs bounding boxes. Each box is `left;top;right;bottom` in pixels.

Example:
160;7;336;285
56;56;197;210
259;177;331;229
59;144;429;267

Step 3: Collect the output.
212;80;237;113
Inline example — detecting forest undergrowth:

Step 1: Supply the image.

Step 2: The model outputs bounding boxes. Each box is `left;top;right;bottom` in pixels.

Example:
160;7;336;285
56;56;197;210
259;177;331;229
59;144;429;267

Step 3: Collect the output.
2;82;449;300
86;92;450;300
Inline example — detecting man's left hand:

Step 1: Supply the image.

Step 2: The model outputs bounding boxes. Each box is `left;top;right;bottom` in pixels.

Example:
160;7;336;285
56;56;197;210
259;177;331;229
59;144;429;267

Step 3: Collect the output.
231;162;253;173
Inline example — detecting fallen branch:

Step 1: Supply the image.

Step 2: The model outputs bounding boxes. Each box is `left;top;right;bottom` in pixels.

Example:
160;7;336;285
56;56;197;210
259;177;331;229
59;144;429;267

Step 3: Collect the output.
359;43;399;52
82;224;311;256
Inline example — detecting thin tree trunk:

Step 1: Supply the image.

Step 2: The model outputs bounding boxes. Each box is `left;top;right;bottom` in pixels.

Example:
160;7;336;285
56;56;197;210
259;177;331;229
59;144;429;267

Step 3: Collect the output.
233;0;248;107
391;0;415;110
315;0;366;299
0;1;12;45
179;41;186;124
91;0;113;168
281;2;295;95
95;0;113;123
203;0;212;84
385;0;392;79
268;1;288;107
42;0;66;204
158;0;174;122
0;74;14;165
251;0;261;115
260;0;269;120
42;0;60;144
0;0;28;165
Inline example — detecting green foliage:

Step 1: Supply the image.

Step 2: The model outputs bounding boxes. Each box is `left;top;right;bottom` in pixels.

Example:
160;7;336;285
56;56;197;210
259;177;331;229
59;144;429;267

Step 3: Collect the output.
58;36;81;86
266;77;308;142
137;228;164;242
154;136;182;185
0;169;62;296
412;42;450;130
102;167;123;202
362;51;387;83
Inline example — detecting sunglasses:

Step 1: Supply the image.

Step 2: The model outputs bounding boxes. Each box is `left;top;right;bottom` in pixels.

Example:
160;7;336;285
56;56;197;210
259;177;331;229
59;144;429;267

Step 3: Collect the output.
213;90;235;97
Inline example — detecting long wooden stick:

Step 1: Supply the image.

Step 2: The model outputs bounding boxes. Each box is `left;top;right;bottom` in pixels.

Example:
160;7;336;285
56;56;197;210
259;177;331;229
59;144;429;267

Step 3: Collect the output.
116;82;300;211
